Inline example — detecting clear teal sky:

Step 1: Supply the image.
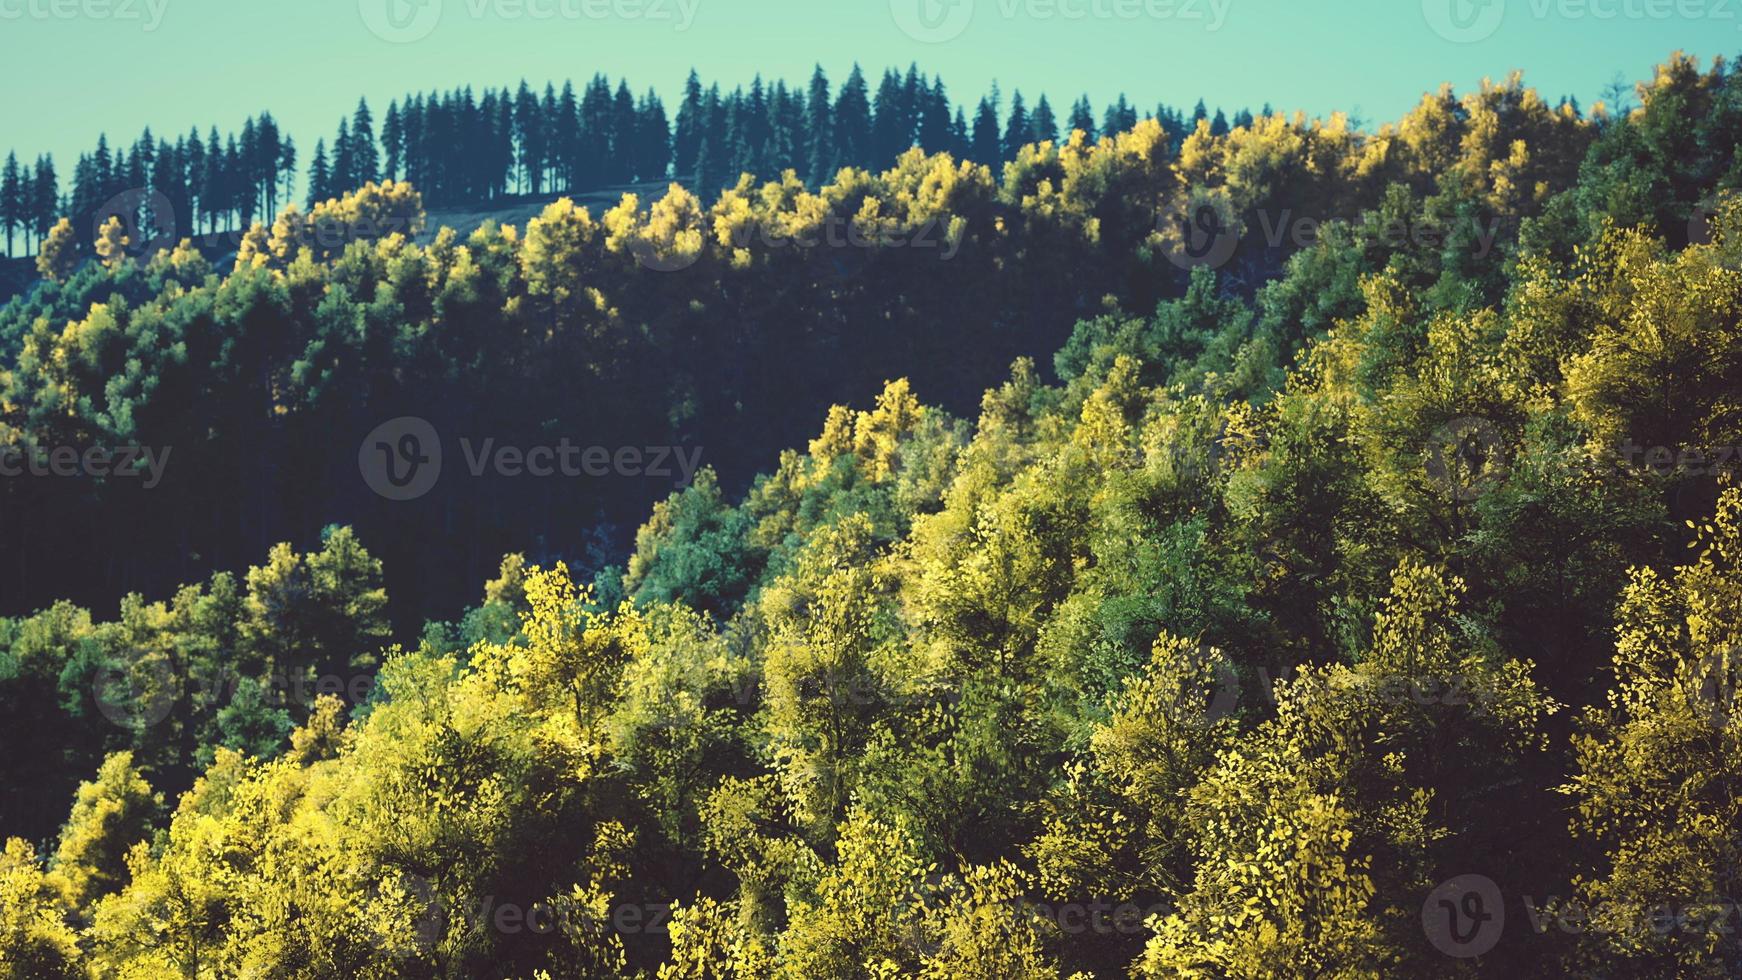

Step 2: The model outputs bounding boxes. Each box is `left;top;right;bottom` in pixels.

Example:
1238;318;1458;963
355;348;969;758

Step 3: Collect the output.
0;0;1731;178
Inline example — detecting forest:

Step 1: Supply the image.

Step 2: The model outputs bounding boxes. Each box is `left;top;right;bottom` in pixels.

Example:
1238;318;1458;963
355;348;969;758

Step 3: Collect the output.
0;48;1740;979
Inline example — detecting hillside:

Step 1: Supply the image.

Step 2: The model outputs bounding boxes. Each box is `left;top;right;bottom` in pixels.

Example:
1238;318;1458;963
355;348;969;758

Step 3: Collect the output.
2;51;1741;978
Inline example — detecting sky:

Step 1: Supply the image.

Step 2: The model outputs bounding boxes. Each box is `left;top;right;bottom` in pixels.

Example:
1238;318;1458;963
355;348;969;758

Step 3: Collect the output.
0;0;1732;184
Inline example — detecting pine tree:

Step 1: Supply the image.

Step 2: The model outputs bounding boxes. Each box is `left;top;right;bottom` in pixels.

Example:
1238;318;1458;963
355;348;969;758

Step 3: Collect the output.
539;83;560;190
805;65;834;186
1210;108;1230;137
203;127;224;232
307;139;331;209
348;99;378;189
1103;95;1136;137
971;97;1001;165
31;156;57;249
381;101;403;181
639;90;671;182
695;135;721;201
917;77;953;156
871;69;908;169
1031;94;1059;145
555;82;581;191
1068;96;1097;142
1002;91;1030;161
183;129;206;231
514;82;541;194
1;153;21;257
331;119;354;197
612;79;638;183
674;69;705;184
834;65;872;170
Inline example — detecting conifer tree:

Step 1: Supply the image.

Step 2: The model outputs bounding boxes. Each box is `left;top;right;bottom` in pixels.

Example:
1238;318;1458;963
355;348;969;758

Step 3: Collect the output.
834;65;872;170
1031;93;1059;145
0;153;21;257
971;97;1002;165
805;65;834;186
1068;95;1097;141
307;139;331;208
1003;91;1030;161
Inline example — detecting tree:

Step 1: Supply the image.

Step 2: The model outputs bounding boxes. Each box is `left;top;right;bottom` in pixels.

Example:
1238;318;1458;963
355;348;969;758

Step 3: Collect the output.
331;118;354;196
381;99;403;181
674;69;706;183
0;153;21;257
1031;94;1059;146
49;752;159;909
31;155;58;249
1003;91;1030;161
871;69;909;169
971;97;1002;165
35;217;77;281
834;65;873;169
1068;95;1097;141
307;138;331;208
0;839;82;978
350;98;379;187
93;215;130;268
805;65;834;186
1562;487;1742;976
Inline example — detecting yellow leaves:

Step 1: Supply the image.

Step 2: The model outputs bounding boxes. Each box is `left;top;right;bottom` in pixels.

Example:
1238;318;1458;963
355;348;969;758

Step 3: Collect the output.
35;216;77;283
520;197;600;308
604;184;709;271
93;216;131;269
